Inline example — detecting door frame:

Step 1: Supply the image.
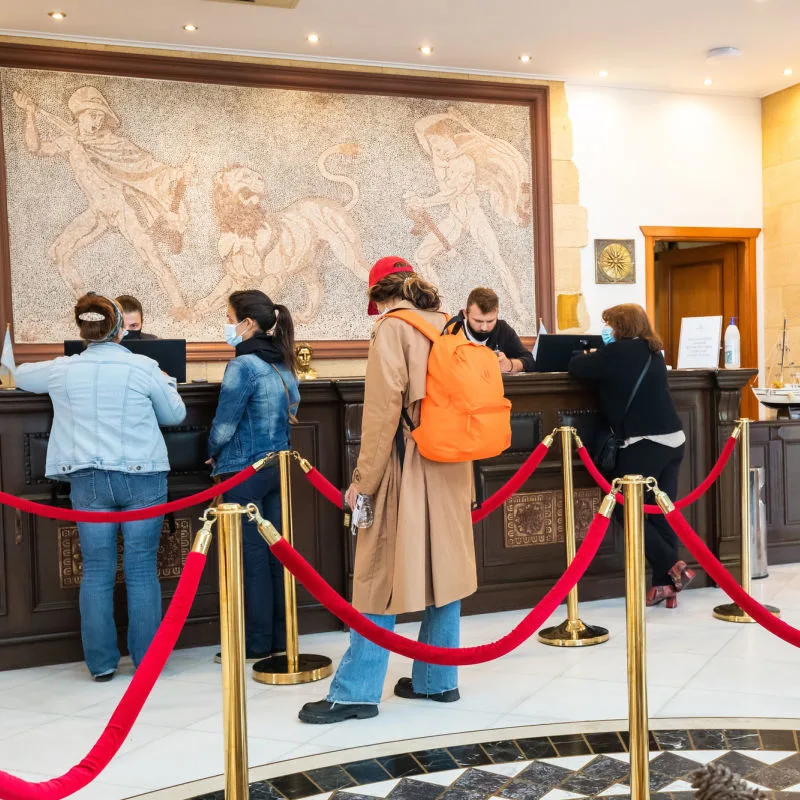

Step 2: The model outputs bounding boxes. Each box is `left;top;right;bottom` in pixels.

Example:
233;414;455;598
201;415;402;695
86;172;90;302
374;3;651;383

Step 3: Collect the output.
641;225;761;416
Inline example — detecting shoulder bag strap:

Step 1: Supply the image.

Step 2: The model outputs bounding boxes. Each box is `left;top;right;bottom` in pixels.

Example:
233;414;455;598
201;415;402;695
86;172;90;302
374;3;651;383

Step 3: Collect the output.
384;308;443;342
618;353;652;437
269;363;299;424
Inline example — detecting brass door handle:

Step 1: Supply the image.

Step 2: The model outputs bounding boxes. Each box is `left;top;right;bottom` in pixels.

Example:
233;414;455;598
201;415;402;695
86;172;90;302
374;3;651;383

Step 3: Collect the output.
14;509;22;546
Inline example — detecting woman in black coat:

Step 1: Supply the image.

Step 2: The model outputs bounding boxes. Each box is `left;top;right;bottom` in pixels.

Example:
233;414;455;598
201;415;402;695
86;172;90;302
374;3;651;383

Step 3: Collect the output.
569;303;694;607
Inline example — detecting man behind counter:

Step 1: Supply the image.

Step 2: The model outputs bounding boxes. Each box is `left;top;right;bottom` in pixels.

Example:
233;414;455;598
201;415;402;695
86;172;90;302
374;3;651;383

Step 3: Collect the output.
116;295;158;340
457;287;535;373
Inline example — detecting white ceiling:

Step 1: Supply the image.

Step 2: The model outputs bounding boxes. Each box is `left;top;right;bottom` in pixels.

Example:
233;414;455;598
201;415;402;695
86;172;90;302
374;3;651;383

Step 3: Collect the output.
2;0;799;97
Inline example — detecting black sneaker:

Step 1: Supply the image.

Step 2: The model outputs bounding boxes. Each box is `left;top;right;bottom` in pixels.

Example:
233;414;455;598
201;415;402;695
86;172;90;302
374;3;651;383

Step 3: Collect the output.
93;671;115;683
298;699;379;724
393;677;460;703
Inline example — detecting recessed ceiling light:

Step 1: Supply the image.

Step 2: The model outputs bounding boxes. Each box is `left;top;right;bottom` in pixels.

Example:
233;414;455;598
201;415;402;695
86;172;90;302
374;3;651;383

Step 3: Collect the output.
785;67;793;76
48;10;66;20
704;78;713;86
307;33;319;43
598;70;608;78
419;45;433;56
183;23;198;32
518;54;532;63
706;46;741;63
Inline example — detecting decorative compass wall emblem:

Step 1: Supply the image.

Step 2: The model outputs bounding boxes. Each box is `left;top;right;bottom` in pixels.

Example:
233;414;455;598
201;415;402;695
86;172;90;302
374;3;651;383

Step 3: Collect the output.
594;239;636;284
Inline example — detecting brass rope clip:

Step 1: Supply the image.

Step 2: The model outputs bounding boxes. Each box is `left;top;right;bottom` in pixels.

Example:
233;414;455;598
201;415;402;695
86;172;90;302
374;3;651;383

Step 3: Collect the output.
649;477;676;514
245;503;282;546
191;509;218;554
730;421;744;440
252;451;279;471
291;450;314;474
542;427;560;449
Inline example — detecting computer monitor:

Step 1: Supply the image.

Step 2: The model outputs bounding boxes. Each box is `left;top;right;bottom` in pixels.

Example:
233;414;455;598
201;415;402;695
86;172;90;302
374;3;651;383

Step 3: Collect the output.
63;339;187;383
534;334;605;373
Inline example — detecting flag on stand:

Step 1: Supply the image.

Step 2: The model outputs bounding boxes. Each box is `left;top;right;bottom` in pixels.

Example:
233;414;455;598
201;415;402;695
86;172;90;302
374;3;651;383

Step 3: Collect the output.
532;319;547;361
1;325;16;388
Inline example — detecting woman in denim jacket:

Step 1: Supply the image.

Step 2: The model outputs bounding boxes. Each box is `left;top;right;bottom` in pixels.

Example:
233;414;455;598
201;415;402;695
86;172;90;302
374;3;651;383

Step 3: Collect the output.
15;293;186;681
208;290;299;663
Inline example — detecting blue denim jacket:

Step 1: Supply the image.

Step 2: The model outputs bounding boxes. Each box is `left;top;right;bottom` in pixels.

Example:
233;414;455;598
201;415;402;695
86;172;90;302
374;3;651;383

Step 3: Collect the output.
15;342;186;479
208;355;299;476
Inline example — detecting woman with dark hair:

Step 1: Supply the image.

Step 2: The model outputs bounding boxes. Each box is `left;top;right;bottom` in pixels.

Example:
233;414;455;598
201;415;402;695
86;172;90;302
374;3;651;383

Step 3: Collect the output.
15;293;186;680
208;290;299;662
569;303;694;608
300;256;477;724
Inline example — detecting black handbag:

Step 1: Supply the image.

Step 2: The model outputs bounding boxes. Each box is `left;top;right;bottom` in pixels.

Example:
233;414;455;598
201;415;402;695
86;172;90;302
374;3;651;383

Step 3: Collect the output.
593;354;652;474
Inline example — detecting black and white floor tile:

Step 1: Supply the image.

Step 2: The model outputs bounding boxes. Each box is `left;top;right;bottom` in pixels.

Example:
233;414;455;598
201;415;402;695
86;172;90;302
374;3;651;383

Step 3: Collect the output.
188;729;800;800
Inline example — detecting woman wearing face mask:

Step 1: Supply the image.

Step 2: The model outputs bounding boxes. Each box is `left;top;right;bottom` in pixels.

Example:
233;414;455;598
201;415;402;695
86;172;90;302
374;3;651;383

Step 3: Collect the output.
207;290;299;663
15;293;186;681
568;303;693;608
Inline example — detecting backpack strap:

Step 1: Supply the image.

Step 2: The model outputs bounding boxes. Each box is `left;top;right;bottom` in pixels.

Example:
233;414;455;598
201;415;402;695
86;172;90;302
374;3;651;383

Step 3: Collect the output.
384;308;443;342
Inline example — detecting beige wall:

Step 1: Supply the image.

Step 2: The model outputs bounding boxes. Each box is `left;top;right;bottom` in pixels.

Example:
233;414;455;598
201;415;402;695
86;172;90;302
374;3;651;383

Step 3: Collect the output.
763;82;800;380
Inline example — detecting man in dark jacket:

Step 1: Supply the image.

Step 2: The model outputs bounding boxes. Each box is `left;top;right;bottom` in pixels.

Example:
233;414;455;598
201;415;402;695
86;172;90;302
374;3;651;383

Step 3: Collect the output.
458;287;535;373
116;295;158;340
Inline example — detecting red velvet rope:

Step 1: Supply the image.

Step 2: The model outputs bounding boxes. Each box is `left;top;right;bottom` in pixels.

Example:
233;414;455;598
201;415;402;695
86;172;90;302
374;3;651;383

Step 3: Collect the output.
269;511;610;666
303;441;552;525
471;441;550;523
665;509;800;648
0;550;207;800
0;465;256;523
576;435;738;515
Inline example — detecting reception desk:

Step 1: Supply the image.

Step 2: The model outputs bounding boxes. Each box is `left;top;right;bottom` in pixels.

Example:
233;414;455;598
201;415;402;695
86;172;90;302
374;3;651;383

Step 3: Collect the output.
0;368;755;670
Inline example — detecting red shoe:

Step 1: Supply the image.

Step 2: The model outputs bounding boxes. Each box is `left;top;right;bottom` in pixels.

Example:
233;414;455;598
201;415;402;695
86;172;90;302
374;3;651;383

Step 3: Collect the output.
668;561;696;592
647;585;678;608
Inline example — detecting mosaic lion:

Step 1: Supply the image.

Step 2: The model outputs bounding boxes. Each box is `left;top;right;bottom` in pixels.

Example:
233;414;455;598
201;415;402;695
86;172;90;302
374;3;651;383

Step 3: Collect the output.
188;144;369;323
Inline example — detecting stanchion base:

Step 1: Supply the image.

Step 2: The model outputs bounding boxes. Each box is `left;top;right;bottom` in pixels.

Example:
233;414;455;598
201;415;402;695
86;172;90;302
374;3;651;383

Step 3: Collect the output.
537;618;609;647
713;602;781;623
252;653;333;685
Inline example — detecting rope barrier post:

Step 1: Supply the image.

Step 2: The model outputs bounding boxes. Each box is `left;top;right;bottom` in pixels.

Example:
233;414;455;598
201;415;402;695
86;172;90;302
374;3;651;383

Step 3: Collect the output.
713;418;780;622
538;427;609;647
620;475;650;800
253;450;333;685
215;503;250;800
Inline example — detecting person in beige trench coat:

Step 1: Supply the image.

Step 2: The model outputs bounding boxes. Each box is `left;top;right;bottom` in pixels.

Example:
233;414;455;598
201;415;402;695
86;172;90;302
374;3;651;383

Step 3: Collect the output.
300;257;477;725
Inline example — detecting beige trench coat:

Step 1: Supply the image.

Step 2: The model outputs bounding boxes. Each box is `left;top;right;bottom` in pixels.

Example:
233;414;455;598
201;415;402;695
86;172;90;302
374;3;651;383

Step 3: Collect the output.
351;300;477;615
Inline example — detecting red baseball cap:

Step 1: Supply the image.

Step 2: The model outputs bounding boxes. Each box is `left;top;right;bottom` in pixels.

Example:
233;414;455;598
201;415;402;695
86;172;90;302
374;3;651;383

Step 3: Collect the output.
367;256;415;315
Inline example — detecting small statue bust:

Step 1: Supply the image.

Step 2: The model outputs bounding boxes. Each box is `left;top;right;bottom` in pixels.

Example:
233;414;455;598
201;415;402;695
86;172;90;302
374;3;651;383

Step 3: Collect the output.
296;343;317;380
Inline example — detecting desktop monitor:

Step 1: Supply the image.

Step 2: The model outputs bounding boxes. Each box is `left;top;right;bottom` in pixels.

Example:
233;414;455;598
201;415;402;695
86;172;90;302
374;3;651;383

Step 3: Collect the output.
63;339;187;383
534;334;605;373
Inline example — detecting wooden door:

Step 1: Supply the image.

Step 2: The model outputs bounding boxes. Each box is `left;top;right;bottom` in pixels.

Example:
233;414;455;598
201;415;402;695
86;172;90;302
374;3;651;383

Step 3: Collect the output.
655;242;756;417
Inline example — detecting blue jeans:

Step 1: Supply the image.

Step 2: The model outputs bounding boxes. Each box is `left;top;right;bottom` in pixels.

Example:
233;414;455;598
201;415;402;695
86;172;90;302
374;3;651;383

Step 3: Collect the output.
328;600;461;705
70;469;167;677
224;465;286;655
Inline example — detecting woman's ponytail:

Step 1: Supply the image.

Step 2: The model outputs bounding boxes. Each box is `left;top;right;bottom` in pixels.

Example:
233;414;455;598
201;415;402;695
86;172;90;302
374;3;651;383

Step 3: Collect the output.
272;304;297;374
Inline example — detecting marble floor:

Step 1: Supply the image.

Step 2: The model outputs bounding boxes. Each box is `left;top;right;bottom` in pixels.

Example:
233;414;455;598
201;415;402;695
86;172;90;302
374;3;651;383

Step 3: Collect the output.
2;565;800;799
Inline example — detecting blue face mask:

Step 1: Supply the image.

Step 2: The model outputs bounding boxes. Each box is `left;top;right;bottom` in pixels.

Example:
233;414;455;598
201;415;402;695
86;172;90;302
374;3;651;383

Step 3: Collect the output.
224;322;243;347
601;325;615;346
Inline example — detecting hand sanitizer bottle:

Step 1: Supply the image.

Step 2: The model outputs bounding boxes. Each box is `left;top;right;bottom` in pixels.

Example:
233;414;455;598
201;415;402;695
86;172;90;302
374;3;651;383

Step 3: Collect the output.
724;317;741;369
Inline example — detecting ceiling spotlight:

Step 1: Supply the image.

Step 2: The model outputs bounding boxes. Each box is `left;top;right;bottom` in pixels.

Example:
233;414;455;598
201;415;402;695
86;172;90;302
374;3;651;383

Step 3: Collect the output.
785;67;793;76
48;10;66;20
518;54;532;63
183;23;198;32
598;70;608;78
419;45;433;56
704;78;713;85
307;33;319;43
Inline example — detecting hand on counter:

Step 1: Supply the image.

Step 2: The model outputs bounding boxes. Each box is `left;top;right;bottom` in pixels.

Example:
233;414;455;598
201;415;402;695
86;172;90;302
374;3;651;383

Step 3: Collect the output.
497;351;513;373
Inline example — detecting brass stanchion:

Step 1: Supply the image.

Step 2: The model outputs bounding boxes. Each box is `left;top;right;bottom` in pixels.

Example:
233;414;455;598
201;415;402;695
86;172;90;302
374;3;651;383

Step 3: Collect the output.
253;451;333;684
621;475;650;800
714;418;780;622
215;504;250;800
539;427;609;647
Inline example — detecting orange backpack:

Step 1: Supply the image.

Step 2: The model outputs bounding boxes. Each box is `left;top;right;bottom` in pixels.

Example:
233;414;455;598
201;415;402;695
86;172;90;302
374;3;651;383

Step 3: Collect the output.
387;309;512;463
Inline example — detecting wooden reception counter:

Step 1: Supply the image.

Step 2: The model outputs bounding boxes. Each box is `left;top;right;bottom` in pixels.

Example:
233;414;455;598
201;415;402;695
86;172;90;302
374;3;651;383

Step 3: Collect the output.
0;368;758;669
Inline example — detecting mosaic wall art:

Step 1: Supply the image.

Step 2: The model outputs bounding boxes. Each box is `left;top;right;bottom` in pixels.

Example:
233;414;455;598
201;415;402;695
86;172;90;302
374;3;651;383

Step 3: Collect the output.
1;68;536;343
57;518;191;589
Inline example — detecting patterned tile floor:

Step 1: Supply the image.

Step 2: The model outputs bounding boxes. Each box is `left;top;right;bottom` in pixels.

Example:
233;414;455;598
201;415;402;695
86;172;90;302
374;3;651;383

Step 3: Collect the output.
186;729;800;800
